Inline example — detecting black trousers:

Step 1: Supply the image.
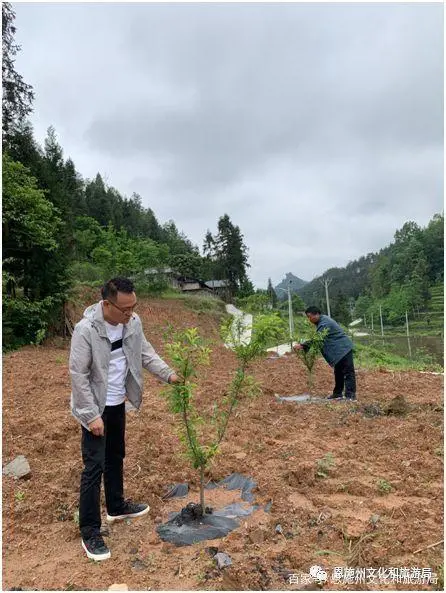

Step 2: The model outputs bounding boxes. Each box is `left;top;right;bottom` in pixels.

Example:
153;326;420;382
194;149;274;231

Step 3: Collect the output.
79;403;126;539
333;350;356;397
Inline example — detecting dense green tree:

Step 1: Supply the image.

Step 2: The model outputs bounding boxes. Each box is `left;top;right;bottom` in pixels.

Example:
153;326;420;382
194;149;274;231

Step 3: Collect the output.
213;214;250;295
6;121;42;177
64;158;87;217
169;253;202;278
73;216;103;259
2;3;34;145
237;278;255;298
85;173;112;226
331;293;350;324
354;295;373;318
3;154;61;288
2;154;64;346
267;277;278;308
161;220;198;256
423;213;444;283
408;256;431;312
291;293;306;313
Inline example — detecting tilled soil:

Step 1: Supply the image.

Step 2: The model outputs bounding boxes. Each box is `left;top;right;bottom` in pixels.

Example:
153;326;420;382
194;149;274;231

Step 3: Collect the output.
2;297;444;591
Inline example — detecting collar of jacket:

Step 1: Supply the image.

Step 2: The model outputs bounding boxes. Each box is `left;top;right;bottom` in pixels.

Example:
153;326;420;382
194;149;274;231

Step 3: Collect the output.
91;301;137;340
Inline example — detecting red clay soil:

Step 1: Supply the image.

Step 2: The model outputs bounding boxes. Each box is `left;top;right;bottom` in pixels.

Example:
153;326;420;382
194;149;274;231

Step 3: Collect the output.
2;296;444;591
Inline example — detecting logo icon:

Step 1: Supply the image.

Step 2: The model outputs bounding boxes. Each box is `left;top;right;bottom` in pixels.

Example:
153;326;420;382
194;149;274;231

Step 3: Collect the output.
309;565;328;582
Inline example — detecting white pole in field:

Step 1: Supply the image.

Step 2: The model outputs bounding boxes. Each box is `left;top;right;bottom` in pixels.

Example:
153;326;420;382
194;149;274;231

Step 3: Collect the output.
406;310;412;358
324;280;331;318
371;312;374;335
379;304;384;337
287;283;294;344
319;277;332;317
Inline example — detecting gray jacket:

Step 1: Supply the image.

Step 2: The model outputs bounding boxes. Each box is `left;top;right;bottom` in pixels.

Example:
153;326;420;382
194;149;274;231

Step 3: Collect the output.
69;302;174;428
316;315;353;366
303;315;353;366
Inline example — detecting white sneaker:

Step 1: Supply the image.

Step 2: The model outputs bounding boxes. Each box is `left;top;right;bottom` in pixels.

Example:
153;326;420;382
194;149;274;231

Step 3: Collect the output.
106;501;150;522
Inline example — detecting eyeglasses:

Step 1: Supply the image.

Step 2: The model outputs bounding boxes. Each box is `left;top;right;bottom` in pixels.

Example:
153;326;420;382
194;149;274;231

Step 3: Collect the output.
106;300;137;315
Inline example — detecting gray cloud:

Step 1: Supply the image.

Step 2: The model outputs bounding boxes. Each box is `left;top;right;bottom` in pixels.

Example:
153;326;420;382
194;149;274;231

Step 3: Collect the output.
14;2;443;286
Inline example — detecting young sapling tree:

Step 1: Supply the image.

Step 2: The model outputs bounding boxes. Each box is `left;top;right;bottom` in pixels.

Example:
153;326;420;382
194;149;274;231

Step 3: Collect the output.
164;313;285;514
294;319;328;393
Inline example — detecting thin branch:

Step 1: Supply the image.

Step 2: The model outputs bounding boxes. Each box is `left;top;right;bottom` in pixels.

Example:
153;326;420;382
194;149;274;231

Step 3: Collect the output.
413;540;443;554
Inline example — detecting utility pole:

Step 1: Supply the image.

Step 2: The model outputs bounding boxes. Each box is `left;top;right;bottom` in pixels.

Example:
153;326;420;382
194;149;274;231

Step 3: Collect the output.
319;276;332;317
379;304;384;337
348;298;355;321
287;282;294;346
277;283;294;348
406;310;412;358
371;312;374;335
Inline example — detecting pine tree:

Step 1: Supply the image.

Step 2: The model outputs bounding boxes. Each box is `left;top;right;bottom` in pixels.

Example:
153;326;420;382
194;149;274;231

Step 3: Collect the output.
267;277;277;308
85;173;112;226
2;3;34;145
214;214;250;296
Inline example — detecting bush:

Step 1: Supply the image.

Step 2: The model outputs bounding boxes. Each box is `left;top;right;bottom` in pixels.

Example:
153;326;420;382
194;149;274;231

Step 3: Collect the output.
2;294;61;351
134;277;169;296
70;261;106;283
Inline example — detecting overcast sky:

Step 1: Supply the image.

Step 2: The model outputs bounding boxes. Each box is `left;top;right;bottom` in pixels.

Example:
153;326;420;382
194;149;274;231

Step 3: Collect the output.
14;2;443;288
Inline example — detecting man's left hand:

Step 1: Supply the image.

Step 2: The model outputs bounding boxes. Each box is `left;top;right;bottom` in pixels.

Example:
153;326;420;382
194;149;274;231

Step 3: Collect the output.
168;373;181;384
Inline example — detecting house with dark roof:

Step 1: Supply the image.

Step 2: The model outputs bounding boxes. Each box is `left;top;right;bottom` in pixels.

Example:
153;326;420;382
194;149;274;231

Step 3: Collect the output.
204;279;231;298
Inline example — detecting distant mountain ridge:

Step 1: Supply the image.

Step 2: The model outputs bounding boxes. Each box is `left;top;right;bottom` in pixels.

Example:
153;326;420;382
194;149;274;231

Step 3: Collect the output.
274;273;308;297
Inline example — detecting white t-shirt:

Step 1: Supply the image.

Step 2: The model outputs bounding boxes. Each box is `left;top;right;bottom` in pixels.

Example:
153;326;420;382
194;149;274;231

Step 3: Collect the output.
104;321;127;406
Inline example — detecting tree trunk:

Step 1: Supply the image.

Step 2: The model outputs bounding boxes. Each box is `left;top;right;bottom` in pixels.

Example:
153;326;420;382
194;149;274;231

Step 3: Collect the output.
200;465;205;512
307;371;313;394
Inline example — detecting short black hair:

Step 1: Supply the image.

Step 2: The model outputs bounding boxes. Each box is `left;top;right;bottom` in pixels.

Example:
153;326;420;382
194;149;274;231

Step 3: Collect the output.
101;277;135;301
305;306;321;315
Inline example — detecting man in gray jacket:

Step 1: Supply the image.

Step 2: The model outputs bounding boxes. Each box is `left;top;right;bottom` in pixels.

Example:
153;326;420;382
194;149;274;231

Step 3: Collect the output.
294;306;356;401
70;277;179;561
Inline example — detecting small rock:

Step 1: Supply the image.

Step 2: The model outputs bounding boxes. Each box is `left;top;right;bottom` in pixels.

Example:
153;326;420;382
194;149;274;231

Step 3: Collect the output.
234;451;247;460
275;524;283;534
3;455;31;479
214;552;232;569
154;516;162;524
205;546;219;557
128;547;138;555
249;527;265;544
361;403;384;418
108;585;128;591
131;558;147;571
370;514;380;527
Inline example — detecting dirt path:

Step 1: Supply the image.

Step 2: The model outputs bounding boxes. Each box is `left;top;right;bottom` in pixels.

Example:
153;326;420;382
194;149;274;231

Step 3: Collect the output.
2;297;443;590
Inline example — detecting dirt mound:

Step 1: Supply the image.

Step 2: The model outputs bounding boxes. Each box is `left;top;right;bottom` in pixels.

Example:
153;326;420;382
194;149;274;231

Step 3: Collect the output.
384;395;411;416
2;297;444;590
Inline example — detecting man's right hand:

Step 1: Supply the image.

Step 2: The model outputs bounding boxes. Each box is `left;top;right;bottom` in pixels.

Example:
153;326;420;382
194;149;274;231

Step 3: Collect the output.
88;417;104;436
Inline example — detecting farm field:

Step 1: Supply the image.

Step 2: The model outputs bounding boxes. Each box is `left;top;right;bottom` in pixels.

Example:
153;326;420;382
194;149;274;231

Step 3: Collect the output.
2;297;444;591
